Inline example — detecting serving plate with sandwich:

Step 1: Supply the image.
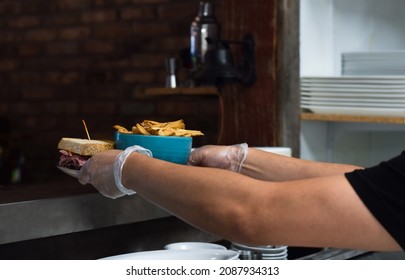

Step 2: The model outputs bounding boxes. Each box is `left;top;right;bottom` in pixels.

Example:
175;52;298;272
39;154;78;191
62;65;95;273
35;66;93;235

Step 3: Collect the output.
57;138;114;178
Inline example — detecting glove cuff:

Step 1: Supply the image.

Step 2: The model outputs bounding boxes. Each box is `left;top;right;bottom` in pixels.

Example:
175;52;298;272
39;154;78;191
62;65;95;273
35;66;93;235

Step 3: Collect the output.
114;145;153;195
236;143;248;173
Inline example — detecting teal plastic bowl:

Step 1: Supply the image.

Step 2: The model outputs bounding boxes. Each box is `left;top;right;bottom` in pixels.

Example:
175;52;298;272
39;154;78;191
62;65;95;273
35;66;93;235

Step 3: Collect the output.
115;132;192;164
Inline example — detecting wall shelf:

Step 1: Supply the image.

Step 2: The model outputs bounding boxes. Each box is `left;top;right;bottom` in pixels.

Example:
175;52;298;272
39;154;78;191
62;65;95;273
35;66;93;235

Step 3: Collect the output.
301;112;405;125
144;87;218;97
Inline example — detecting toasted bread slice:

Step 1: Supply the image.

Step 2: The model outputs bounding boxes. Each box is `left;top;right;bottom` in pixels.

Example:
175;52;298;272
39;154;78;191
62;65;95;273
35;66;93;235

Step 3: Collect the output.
58;138;114;156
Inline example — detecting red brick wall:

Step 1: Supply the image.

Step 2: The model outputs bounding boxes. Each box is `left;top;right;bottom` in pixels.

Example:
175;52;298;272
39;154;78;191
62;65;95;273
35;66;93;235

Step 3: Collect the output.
0;0;220;182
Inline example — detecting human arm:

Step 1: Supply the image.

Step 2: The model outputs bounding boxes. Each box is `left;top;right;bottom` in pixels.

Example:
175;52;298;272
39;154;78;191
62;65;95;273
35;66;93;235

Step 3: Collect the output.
241;147;362;181
79;150;400;251
188;145;362;181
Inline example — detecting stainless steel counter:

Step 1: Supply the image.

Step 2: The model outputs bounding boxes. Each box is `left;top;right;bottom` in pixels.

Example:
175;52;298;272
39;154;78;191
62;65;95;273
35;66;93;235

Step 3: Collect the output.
0;180;171;245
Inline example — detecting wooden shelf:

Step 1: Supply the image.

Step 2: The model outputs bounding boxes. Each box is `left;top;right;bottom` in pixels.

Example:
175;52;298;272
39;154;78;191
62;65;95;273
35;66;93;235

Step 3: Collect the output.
144;87;218;97
301;112;405;124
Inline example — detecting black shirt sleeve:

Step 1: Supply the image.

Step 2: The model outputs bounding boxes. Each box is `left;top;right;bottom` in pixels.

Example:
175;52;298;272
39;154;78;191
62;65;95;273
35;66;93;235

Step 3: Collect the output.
345;151;405;250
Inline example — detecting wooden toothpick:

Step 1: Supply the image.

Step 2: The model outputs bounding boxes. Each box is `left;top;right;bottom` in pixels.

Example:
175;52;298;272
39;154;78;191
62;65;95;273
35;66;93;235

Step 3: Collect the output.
82;119;91;140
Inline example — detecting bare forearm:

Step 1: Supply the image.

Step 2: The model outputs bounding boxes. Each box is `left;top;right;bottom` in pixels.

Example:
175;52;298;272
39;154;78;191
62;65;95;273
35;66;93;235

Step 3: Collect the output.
122;153;263;242
120;153;399;251
241;148;362;181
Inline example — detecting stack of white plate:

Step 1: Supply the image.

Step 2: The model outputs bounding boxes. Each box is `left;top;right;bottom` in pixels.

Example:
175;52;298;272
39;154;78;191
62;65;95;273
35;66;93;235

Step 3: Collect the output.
230;243;288;260
301;76;405;117
342;51;405;76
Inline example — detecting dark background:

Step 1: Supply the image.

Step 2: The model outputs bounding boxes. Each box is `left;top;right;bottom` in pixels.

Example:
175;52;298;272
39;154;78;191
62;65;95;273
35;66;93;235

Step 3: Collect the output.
0;0;221;183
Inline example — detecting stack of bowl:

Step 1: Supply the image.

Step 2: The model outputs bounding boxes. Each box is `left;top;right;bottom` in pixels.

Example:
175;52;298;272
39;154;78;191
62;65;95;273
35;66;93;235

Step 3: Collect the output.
230;243;288;260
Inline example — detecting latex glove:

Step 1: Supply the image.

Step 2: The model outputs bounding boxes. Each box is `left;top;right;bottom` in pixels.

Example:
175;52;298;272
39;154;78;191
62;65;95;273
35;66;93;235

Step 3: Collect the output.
187;143;248;173
78;146;152;199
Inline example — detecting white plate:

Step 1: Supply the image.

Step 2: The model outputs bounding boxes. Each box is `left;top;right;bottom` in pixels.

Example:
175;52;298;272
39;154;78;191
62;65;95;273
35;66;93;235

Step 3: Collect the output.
301;86;405;93
301;83;405;90
231;243;288;253
100;249;239;260
301;92;405;99
164;242;227;250
301;76;405;84
261;252;289;257
302;93;405;100
56;166;80;178
301;105;405;117
301;96;405;104
301;101;405;108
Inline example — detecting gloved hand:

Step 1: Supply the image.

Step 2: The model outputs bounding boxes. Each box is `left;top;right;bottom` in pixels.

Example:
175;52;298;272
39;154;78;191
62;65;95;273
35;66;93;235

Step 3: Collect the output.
187;143;248;173
78;146;152;199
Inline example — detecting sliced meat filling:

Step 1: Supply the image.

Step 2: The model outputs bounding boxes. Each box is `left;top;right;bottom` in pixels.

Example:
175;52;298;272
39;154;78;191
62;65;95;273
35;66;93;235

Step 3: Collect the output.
58;150;90;170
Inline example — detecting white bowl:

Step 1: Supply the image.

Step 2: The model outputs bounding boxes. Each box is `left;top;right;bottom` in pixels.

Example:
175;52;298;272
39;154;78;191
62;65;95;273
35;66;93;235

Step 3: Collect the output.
100;249;239;260
164;242;227;251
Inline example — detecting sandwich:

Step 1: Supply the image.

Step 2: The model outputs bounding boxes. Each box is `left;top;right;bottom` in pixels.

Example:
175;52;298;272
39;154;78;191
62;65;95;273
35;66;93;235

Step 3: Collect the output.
57;138;114;170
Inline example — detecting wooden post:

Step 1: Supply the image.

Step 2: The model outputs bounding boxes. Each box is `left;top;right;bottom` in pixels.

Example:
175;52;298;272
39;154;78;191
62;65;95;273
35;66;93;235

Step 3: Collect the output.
217;0;300;156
